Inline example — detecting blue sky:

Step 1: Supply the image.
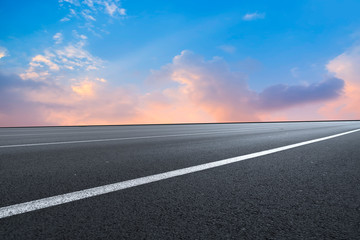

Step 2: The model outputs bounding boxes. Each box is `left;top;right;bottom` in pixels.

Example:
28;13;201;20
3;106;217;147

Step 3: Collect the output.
1;0;360;126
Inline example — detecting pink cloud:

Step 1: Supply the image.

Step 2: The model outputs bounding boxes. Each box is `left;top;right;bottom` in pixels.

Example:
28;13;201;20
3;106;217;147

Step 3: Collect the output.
146;50;260;122
0;72;140;126
143;51;344;122
319;45;360;119
0;50;350;127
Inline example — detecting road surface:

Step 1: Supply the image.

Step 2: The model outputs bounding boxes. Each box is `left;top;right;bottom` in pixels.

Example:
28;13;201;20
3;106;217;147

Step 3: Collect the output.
1;121;360;239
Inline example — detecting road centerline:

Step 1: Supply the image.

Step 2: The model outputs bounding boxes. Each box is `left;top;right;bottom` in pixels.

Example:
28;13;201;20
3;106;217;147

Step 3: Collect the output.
0;128;359;219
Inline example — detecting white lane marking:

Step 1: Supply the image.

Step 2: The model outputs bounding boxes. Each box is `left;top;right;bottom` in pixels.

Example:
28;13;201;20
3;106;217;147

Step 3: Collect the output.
0;128;294;148
0;126;282;137
0;128;359;219
0;122;351;137
1;122;327;137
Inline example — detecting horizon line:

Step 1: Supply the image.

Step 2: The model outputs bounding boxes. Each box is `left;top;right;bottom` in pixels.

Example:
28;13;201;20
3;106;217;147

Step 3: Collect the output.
1;119;359;129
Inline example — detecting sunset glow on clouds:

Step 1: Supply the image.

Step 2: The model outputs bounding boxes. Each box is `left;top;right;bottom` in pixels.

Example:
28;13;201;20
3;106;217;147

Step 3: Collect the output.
320;46;360;119
0;0;360;126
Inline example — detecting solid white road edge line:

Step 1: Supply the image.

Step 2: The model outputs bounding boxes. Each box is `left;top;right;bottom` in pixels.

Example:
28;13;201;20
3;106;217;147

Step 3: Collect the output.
0;128;359;219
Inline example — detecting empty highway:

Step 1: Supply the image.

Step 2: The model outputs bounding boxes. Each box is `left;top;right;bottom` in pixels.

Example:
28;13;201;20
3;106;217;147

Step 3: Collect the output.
1;121;360;239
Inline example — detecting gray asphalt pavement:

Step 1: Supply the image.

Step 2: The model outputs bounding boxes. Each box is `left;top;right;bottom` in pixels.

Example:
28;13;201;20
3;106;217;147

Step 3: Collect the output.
1;121;360;239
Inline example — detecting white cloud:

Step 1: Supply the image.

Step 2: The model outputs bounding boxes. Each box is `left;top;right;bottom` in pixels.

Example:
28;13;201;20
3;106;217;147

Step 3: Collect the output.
58;0;126;37
59;0;80;5
104;1;126;16
60;17;71;22
242;12;265;21
0;47;8;59
60;8;77;22
53;32;63;44
104;1;117;16
81;9;96;21
72;30;88;40
83;0;95;8
119;8;126;15
21;40;103;82
59;0;126;22
32;54;60;71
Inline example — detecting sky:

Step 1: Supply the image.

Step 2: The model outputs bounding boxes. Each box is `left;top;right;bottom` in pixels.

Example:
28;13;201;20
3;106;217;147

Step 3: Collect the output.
1;0;360;126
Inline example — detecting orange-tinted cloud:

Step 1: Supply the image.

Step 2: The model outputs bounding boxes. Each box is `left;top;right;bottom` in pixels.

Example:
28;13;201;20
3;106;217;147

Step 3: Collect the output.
142;51;344;123
145;50;260;122
319;45;360;119
0;50;349;126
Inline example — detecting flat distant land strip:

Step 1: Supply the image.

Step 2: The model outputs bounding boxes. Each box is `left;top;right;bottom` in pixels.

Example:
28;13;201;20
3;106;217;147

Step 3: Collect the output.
1;121;360;239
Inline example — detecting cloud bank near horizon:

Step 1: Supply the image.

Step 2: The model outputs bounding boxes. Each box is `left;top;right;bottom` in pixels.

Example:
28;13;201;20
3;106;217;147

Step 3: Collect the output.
319;46;360;120
1;49;355;127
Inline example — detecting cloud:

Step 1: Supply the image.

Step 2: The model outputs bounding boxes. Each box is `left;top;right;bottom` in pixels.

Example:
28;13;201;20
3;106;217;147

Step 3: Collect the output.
104;1;126;16
0;72;50;126
0;47;8;59
60;17;71;22
81;9;96;21
104;3;117;16
318;45;360;119
60;0;80;5
242;12;265;21
72;30;88;40
0;70;139;126
0;50;348;126
21;39;103;82
0;72;44;89
257;77;344;110
4;51;255;126
145;51;345;122
32;54;60;71
118;8;126;15
58;0;126;36
59;0;126;22
146;50;260;122
71;77;106;97
53;33;64;44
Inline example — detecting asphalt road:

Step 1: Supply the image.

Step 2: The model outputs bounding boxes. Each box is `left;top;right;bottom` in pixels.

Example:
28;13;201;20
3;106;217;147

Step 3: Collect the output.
1;121;360;239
